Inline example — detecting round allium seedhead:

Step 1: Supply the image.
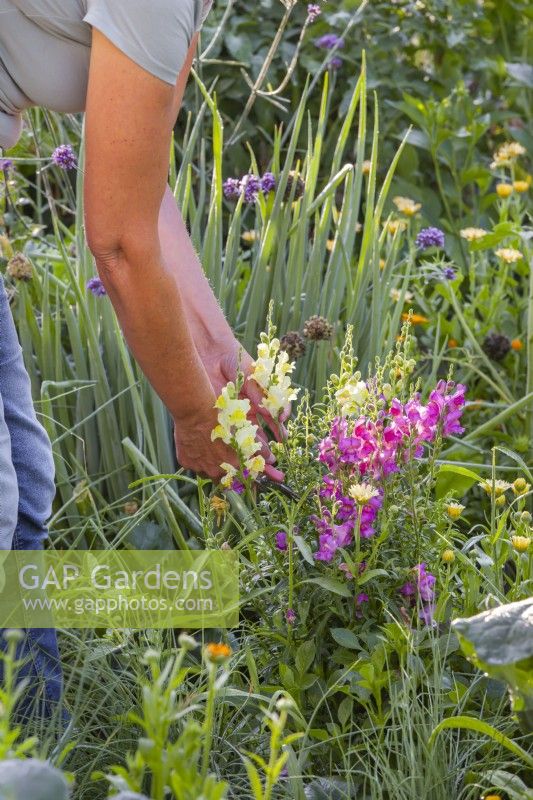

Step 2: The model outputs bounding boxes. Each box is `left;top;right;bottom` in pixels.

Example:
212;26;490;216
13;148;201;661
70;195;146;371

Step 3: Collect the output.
482;331;511;362
283;170;306;202
303;314;334;341
6;252;32;281
280;331;306;360
51;144;77;170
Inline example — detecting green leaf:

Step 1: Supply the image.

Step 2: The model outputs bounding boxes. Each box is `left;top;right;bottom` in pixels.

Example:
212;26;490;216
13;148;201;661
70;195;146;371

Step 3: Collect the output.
452;598;533;666
428;716;533;768
303;577;352;597
330;628;360;649
506;61;533;87
295;640;316;675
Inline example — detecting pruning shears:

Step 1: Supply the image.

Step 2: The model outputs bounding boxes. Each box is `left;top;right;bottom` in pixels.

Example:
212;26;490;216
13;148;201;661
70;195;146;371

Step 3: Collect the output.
256;475;299;502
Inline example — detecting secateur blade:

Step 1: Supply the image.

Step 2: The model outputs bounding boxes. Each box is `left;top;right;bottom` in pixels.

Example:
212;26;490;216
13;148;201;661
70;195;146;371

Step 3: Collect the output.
256;475;299;501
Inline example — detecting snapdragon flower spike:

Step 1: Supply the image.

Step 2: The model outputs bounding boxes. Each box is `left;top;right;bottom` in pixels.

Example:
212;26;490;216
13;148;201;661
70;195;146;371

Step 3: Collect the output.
211;382;265;488
249;333;299;420
312;380;466;560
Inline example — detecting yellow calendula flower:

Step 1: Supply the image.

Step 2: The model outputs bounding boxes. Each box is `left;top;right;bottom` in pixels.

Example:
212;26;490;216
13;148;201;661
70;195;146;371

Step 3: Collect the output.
326;239;335;251
511;535;531;553
348;482;379;505
496;183;513;198
441;549;455;563
490;141;526;169
401;312;429;325
513;180;529;193
393;196;422;217
460;227;488;242
210;495;229;526
241;229;258;245
495;247;523;263
478;479;511;497
379;258;386;270
446;502;465;520
385;219;407;235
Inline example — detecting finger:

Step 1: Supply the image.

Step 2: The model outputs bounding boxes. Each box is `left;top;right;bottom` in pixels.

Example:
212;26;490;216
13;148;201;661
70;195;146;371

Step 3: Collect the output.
279;404;291;424
264;464;285;482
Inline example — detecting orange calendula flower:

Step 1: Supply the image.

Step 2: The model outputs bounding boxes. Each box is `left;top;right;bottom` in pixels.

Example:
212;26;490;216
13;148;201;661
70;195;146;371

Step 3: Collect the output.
513;180;529;193
448;338;458;348
205;642;232;663
496;183;513;198
401;312;429;325
511;338;523;351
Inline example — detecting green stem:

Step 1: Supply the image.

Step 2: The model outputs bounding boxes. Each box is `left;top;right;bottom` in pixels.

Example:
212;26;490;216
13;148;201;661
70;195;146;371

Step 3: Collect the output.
201;663;217;780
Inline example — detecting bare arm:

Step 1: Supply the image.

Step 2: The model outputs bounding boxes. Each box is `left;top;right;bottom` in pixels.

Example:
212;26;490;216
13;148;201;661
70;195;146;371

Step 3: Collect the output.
83;29;236;479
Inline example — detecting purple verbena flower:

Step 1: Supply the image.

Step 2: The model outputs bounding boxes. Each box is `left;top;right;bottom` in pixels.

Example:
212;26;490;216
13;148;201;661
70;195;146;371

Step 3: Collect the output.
230;478;245;494
0;159;13;174
223;177;242;200
328;56;343;70
241;174;261;204
86;277;107;297
52;144;77;170
315;33;345;49
260;171;276;194
307;3;321;22
275;531;288;551
415;227;445;250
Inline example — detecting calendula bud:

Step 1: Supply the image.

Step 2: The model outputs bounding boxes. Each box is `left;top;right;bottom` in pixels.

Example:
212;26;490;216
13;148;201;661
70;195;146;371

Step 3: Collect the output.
178;633;198;651
495;494;507;506
441;549;455;563
512;477;530;496
124;501;139;515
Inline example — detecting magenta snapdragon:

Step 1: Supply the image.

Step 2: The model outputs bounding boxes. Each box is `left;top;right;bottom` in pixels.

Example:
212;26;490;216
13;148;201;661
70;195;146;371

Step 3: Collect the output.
312;381;466;561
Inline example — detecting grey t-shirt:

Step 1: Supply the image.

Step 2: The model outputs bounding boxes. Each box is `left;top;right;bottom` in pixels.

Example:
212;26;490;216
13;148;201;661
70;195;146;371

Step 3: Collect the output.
0;0;213;149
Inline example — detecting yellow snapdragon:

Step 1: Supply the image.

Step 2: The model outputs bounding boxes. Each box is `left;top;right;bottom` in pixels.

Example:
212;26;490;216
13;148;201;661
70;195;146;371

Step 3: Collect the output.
249;334;299;419
211;381;265;487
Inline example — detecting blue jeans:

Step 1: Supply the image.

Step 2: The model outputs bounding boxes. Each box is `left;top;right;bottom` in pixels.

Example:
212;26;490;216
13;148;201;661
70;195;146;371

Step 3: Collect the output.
0;274;62;715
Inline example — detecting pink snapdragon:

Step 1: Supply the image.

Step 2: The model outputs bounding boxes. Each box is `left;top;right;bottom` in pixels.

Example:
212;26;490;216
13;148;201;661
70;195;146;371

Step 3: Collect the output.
312;381;466;561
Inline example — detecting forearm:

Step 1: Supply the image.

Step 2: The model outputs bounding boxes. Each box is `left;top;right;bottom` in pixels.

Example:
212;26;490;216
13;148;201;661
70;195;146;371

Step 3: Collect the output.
94;246;217;422
158;185;234;355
